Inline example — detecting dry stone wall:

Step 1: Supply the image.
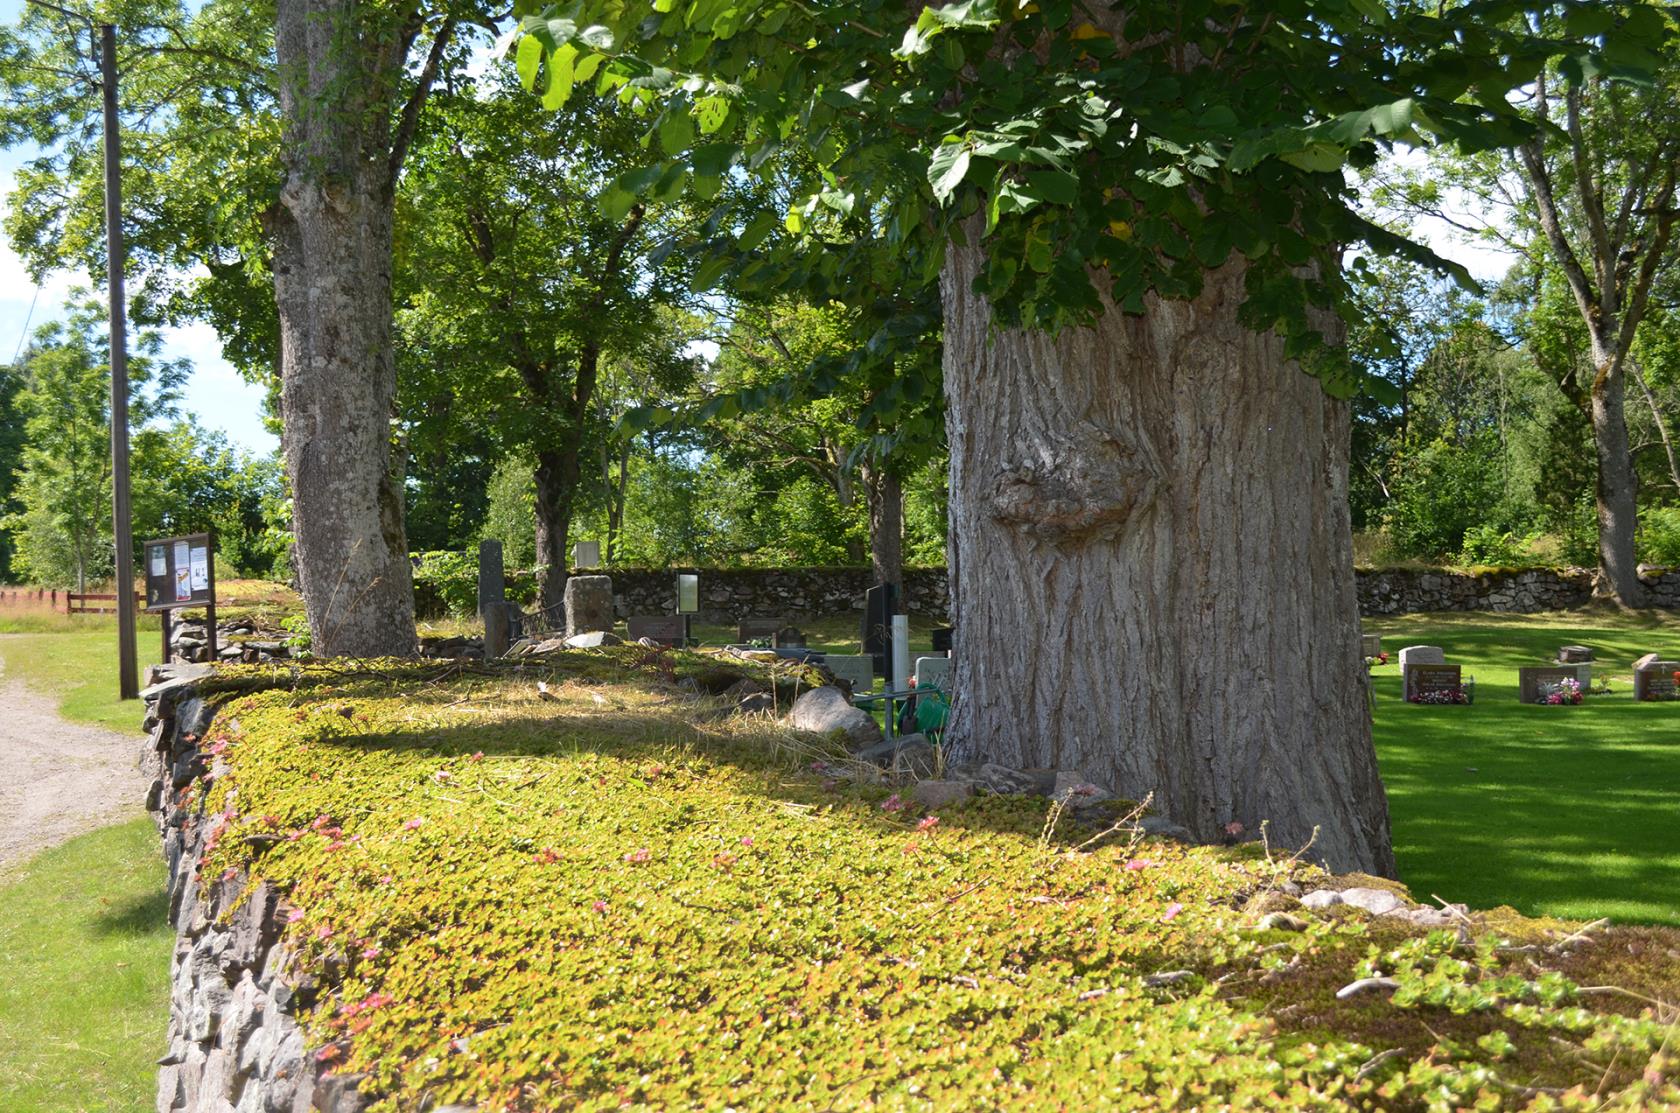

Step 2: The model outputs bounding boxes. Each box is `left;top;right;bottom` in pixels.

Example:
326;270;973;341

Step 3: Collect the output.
142;671;370;1113
596;565;1680;622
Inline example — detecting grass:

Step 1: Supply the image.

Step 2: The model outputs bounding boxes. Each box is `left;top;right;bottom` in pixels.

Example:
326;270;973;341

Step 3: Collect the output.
1368;607;1680;927
0;628;164;730
0;819;173;1113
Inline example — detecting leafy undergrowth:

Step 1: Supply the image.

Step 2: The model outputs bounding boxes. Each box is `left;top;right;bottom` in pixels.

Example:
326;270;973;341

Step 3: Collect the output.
190;653;1680;1111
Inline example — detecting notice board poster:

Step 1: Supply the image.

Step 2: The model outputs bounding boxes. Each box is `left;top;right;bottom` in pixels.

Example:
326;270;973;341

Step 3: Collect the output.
144;533;216;612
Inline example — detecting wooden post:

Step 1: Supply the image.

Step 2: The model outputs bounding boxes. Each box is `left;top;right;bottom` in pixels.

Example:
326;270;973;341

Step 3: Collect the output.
99;21;138;700
161;609;172;667
205;533;218;663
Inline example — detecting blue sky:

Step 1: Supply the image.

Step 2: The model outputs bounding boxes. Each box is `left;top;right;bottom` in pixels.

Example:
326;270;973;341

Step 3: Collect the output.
0;0;277;456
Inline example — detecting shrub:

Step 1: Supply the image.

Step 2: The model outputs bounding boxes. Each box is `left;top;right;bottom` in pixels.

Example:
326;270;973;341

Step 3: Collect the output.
1457;525;1540;567
1638;505;1680;567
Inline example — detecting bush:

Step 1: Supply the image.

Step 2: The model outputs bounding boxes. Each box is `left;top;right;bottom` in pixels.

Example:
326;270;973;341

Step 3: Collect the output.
1383;434;1507;560
1457;525;1540;567
410;550;539;619
1638;506;1680;567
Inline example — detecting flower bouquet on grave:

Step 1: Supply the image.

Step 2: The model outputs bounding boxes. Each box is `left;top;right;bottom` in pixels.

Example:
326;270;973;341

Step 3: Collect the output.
1539;678;1584;706
1412;686;1469;705
1363;651;1390;668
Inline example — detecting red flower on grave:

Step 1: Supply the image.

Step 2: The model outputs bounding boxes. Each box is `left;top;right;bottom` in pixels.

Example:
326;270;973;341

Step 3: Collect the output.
916;816;941;832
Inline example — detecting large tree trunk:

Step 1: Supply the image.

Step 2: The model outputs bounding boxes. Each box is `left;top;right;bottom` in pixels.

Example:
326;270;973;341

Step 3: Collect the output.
533;449;573;623
1590;341;1647;604
941;235;1394;876
864;461;903;598
271;0;437;658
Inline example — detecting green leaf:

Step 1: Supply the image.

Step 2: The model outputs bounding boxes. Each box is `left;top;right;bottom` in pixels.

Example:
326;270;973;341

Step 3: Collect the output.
542;43;578;110
515;34;544;92
692;253;731;291
929;143;972;202
660;110;696;153
737;211;778;251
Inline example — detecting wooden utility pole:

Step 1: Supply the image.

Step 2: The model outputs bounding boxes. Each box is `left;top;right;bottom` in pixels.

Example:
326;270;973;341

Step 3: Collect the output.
100;21;138;700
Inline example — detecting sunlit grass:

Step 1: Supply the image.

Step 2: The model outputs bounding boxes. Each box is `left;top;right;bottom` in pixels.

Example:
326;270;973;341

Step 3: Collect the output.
0;819;171;1113
1368;607;1680;926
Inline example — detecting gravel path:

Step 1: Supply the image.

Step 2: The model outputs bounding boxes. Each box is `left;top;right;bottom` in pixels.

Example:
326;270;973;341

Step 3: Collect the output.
0;650;148;877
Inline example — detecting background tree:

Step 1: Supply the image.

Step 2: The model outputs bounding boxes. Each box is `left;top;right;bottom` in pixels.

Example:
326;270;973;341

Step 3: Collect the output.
514;0;1666;873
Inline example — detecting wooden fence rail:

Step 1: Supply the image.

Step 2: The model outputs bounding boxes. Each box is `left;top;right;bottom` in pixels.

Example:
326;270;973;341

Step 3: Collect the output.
0;589;143;615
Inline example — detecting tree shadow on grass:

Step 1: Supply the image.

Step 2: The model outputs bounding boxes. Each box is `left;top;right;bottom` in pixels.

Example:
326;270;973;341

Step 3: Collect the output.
92;885;170;937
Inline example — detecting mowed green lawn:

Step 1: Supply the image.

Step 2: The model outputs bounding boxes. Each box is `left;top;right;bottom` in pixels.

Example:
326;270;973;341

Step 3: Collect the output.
1367;609;1680;927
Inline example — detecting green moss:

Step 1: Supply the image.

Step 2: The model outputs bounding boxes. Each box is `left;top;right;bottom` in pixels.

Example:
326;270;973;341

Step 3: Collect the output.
188;660;1680;1111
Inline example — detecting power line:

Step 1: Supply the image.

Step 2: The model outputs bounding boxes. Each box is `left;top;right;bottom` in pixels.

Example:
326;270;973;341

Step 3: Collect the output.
10;285;41;365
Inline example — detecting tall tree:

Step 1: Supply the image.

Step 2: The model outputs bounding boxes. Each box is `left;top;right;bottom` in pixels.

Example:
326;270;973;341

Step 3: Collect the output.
1380;7;1680;602
397;74;704;619
269;2;471;655
515;1;1661;873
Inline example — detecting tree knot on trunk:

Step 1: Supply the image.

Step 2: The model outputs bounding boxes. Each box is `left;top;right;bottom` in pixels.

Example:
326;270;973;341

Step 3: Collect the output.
986;421;1163;544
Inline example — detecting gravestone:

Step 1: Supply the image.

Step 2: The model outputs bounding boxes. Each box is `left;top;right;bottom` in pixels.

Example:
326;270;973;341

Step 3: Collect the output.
862;582;899;674
1558;645;1595;664
1399;645;1445;699
1635;660;1680;701
627;615;688;646
564;575;615;638
737;618;790;643
1408;664;1465;704
1361;634;1382;658
824;654;876;694
573;540;602;569
483;603;510;660
773;626;806;648
1518;666;1584;704
477;539;505;620
931;627;954;654
914;656;952;692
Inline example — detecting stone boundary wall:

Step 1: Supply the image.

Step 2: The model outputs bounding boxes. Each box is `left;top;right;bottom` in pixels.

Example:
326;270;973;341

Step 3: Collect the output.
589;565;1680;622
143;673;373;1113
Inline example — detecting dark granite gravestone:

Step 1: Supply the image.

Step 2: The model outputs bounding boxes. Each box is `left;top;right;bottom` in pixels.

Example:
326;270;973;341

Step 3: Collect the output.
477;539;505;620
1407;664;1465;704
628;615;689;646
862;582;899;674
931;627;954;654
737;618;791;643
1518;666;1583;704
1635;661;1680;701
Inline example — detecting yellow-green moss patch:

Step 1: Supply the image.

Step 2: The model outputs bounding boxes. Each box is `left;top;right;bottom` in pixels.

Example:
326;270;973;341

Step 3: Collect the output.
188;660;1680;1111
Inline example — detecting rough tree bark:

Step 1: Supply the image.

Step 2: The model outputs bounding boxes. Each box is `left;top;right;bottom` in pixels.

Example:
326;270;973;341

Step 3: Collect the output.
863;461;903;598
941;232;1395;876
270;2;452;656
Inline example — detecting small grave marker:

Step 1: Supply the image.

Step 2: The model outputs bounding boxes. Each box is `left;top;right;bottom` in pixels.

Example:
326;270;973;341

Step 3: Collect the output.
1558;645;1594;664
627;615;688;646
824;655;876;693
914;656;952;691
931;627;954;654
1361;634;1382;658
1635;661;1680;701
1407;664;1467;704
573;541;602;569
737;618;791;643
1518;666;1584;704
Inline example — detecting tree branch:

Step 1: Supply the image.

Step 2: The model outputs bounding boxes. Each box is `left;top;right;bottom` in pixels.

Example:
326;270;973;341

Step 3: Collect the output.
389;16;458;183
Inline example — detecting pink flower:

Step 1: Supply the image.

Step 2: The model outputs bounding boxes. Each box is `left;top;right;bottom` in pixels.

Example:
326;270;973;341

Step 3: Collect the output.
314;923;334;940
624;847;651;864
1224;821;1245;837
432;770;453;784
916;816;940;832
881;794;906;813
468;751;484;762
1161;902;1184;923
1123;859;1156;872
286;908;305;924
740;836;754;847
592;900;609;915
403;817;424;830
219;867;239;882
532;848;560;865
361;945;381;960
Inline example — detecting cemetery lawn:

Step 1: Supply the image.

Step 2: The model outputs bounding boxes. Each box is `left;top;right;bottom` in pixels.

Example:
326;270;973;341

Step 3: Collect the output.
1367;608;1680;927
0;629;164;730
0;818;173;1113
182;654;1680;1110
